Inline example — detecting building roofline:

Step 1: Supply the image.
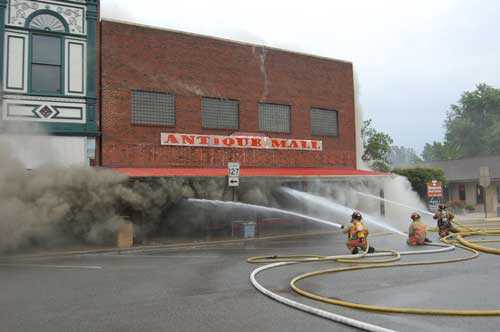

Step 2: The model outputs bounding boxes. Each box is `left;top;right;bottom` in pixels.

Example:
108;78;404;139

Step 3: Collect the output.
100;17;353;66
426;154;500;164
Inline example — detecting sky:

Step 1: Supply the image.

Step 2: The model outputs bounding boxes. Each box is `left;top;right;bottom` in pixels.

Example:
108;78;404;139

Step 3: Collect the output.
100;0;500;154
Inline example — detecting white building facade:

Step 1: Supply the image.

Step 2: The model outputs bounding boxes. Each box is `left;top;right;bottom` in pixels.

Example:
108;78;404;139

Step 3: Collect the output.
0;0;98;167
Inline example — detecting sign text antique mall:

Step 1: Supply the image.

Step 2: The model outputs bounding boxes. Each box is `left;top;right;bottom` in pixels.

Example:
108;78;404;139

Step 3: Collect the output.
160;133;323;151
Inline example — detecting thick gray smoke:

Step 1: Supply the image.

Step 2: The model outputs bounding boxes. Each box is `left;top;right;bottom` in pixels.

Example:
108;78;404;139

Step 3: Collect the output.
0;137;205;251
0;124;287;252
160;179;285;238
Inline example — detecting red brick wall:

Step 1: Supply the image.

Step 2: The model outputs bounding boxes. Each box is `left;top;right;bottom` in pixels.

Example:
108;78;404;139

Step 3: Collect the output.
100;20;357;168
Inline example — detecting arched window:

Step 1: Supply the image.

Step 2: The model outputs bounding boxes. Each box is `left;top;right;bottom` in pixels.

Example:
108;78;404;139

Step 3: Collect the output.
28;12;68;33
26;11;68;94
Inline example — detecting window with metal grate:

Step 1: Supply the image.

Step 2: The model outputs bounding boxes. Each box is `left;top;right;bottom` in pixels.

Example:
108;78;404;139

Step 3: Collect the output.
131;90;175;126
258;103;290;133
202;97;239;129
310;108;338;136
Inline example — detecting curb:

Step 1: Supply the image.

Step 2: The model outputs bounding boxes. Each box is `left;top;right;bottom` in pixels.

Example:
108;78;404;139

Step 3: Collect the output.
2;230;345;260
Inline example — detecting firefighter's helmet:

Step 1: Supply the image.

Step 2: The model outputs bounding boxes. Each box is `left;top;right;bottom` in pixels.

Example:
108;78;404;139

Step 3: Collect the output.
410;212;421;221
351;211;362;221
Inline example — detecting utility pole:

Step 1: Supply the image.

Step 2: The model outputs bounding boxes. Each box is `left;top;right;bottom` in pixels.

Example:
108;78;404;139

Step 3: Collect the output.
479;167;491;219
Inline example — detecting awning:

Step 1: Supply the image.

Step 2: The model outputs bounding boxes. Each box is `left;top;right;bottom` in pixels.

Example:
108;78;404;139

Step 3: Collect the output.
111;167;386;178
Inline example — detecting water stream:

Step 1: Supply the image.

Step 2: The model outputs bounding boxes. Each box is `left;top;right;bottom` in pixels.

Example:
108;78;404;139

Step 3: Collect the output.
281;187;407;237
187;198;342;229
355;191;434;216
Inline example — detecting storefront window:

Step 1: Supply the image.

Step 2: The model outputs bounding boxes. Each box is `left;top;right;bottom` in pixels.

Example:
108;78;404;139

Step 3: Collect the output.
459;184;466;201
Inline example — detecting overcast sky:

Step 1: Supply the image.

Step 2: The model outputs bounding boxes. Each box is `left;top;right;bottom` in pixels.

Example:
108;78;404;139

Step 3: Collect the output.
101;0;500;153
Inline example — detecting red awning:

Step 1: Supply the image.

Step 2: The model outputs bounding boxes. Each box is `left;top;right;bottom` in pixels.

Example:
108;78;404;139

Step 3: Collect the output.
111;167;386;178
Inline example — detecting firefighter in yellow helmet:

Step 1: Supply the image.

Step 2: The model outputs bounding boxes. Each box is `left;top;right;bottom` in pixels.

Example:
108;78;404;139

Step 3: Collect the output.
407;212;431;246
342;211;375;254
433;204;459;238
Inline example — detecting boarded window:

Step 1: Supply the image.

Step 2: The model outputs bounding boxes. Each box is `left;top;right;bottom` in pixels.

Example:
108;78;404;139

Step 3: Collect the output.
131;91;175;126
258;103;290;133
202;97;239;129
310;108;338;136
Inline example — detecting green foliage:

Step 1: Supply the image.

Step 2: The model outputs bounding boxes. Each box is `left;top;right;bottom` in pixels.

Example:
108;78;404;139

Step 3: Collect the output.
392;167;446;199
421;141;461;162
423;84;500;161
361;119;394;163
465;204;475;212
389;145;422;166
370;160;391;172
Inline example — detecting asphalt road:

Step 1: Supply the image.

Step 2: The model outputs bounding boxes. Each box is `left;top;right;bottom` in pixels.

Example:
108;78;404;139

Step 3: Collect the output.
1;230;500;332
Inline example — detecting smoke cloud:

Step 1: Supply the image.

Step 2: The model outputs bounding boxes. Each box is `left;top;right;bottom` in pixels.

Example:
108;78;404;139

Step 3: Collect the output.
305;176;430;232
0;124;289;252
0;122;429;252
0;124;202;252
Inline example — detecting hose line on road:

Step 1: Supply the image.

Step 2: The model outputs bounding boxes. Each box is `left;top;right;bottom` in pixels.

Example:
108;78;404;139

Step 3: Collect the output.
248;242;455;332
248;226;500;331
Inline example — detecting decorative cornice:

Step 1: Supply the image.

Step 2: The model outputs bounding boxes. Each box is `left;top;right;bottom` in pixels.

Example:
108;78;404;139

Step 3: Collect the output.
4;94;86;103
86;9;97;19
8;0;86;35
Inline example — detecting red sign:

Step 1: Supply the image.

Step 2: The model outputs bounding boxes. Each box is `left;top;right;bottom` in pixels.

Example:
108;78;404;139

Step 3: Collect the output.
427;180;443;197
160;133;323;151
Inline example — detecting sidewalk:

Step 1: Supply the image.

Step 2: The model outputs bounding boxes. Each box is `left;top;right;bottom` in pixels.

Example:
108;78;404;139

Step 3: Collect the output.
1;229;343;260
456;212;500;222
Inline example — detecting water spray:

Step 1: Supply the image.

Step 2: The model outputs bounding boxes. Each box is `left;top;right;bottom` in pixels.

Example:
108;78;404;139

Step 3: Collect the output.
281;188;407;237
355;191;434;216
186;198;343;229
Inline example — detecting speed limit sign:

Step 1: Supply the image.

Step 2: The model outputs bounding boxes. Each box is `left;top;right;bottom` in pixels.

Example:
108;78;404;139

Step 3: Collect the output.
228;162;240;177
228;162;240;187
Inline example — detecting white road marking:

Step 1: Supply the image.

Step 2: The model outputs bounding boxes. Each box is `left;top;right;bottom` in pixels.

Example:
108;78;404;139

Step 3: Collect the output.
104;254;220;259
0;263;102;270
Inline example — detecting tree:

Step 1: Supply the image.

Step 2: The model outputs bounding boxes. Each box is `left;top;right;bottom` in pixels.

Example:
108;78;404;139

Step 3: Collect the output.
393;167;446;199
446;83;500;157
421;141;461;162
424;84;500;161
361;119;394;170
389;145;422;166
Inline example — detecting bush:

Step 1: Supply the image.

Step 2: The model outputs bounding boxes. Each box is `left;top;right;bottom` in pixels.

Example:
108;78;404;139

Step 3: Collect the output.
392;167;447;199
465;204;475;212
370;159;391;172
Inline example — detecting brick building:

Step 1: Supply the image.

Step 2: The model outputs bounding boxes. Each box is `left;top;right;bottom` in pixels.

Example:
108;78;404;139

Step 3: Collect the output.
99;19;380;179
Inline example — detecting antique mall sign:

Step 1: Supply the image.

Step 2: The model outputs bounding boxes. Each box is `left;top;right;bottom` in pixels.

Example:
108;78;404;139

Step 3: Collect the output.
160;133;323;151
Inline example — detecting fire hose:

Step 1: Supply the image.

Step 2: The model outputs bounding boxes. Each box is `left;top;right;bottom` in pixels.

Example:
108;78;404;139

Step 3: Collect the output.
248;226;500;332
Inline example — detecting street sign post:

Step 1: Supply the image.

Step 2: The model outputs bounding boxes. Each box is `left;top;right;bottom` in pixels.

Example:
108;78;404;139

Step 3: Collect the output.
479;166;491;218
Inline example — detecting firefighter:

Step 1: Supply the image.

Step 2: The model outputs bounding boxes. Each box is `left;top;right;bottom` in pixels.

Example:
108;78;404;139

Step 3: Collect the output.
407;212;430;246
433;204;459;238
342;211;375;254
